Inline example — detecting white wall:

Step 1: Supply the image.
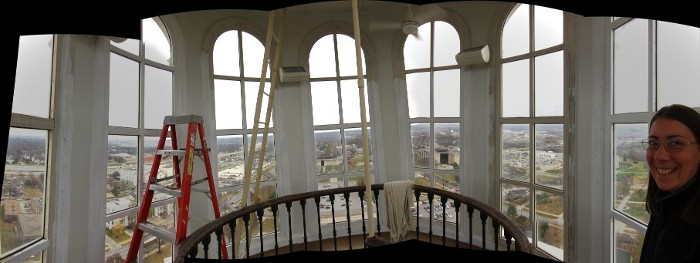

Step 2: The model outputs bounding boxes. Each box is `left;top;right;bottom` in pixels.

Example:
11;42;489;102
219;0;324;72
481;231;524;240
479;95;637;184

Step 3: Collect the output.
38;2;612;263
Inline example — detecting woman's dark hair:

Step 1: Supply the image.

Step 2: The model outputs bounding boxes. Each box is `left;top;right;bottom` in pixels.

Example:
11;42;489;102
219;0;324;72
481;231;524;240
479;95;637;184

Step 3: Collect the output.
645;104;700;223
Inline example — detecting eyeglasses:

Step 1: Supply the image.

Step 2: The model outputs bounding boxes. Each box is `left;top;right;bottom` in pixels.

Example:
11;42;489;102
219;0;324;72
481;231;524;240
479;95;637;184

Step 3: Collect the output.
641;138;698;151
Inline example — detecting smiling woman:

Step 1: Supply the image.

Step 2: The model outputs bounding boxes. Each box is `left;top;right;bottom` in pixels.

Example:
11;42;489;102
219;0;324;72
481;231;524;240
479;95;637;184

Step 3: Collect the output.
640;104;700;263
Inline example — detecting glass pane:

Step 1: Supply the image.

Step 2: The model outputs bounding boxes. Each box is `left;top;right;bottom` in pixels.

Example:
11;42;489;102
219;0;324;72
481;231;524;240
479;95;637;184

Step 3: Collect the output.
406;72;430;118
219;189;243;215
502;124;530;182
245;81;273;129
411;123;431;168
502;4;529;58
414;171;431;187
248;184;278;237
429;193;455;222
340;79;370;124
347;175;366;187
433;69;460;117
502;60;530;117
436;173;460;194
433;21;460;67
613;124;650;224
143;18;172;66
315;130;343;175
613;19;649;114
111;38;140;55
105;213;136;262
237;184;277;236
106;135;139;214
242;31;270;78
217;135;244;188
143;136;174;202
262;134;277;182
144;66;173;129
434;123;460;171
336;34;366;76
309;35;337;78
346;175;374;222
214;79;243;130
318;177;344;190
213;30;240;76
246;133;276;183
535;51;563;117
311;81;340;125
318;177;344;225
1;128;47;256
535;190;564;260
14;35;52;118
143;203;175;262
345;128;372;173
614;219;645;263
414;171;433;220
501;183;532;240
535;124;563;190
534;6;563;51
657;21;700;108
109;53;140;128
404;25;431;70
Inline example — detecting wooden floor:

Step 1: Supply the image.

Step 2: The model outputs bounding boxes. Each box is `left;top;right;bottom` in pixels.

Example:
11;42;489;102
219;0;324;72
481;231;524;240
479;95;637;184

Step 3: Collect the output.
203;233;561;263
247;231;482;258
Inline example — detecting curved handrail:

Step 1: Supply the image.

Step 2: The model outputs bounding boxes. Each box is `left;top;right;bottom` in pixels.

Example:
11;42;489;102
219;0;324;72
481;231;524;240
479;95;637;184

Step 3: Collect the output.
175;184;532;262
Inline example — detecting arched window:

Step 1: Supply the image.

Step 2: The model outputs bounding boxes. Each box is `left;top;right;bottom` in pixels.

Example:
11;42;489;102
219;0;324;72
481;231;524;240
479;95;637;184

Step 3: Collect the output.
608;18;700;263
308;33;371;224
499;4;566;260
211;29;277;225
105;17;175;262
403;20;461;223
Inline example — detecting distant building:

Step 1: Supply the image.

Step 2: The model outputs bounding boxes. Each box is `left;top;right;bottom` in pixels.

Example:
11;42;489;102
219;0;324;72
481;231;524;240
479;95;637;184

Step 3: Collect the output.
316;157;342;168
414;149;430;160
17;214;43;242
2;200;21;221
434;148;460;165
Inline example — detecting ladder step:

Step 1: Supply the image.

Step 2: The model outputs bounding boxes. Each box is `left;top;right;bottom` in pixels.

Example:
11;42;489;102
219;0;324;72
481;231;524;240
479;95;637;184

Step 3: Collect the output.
149;184;182;197
191;188;210;194
156;148;210;157
163;115;203;125
156;175;176;183
138;221;176;244
191;177;209;187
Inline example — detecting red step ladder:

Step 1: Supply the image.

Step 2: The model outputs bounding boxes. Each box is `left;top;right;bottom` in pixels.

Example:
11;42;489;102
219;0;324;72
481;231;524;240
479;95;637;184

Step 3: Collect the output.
125;115;228;262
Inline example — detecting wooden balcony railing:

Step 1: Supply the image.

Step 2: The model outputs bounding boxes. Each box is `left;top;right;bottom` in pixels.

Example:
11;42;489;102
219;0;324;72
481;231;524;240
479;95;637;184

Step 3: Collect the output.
174;184;533;262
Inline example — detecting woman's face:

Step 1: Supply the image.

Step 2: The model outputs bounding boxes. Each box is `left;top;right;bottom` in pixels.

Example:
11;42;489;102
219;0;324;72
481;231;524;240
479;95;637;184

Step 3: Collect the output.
647;118;700;192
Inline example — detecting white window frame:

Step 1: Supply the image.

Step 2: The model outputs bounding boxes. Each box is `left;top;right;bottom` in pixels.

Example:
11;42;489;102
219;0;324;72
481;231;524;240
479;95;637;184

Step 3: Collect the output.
605;17;700;263
2;34;56;263
105;17;175;262
497;4;570;261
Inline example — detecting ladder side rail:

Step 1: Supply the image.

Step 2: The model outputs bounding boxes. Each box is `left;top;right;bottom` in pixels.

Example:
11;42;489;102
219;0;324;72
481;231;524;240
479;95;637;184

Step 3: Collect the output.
126;124;171;262
175;123;198;242
236;10;278;258
242;10;276;208
351;0;376;237
196;123;230;259
170;124;182;187
253;8;286;202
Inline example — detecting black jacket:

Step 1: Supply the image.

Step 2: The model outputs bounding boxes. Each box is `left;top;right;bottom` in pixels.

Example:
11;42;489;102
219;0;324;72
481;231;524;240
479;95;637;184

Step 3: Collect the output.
640;175;700;263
